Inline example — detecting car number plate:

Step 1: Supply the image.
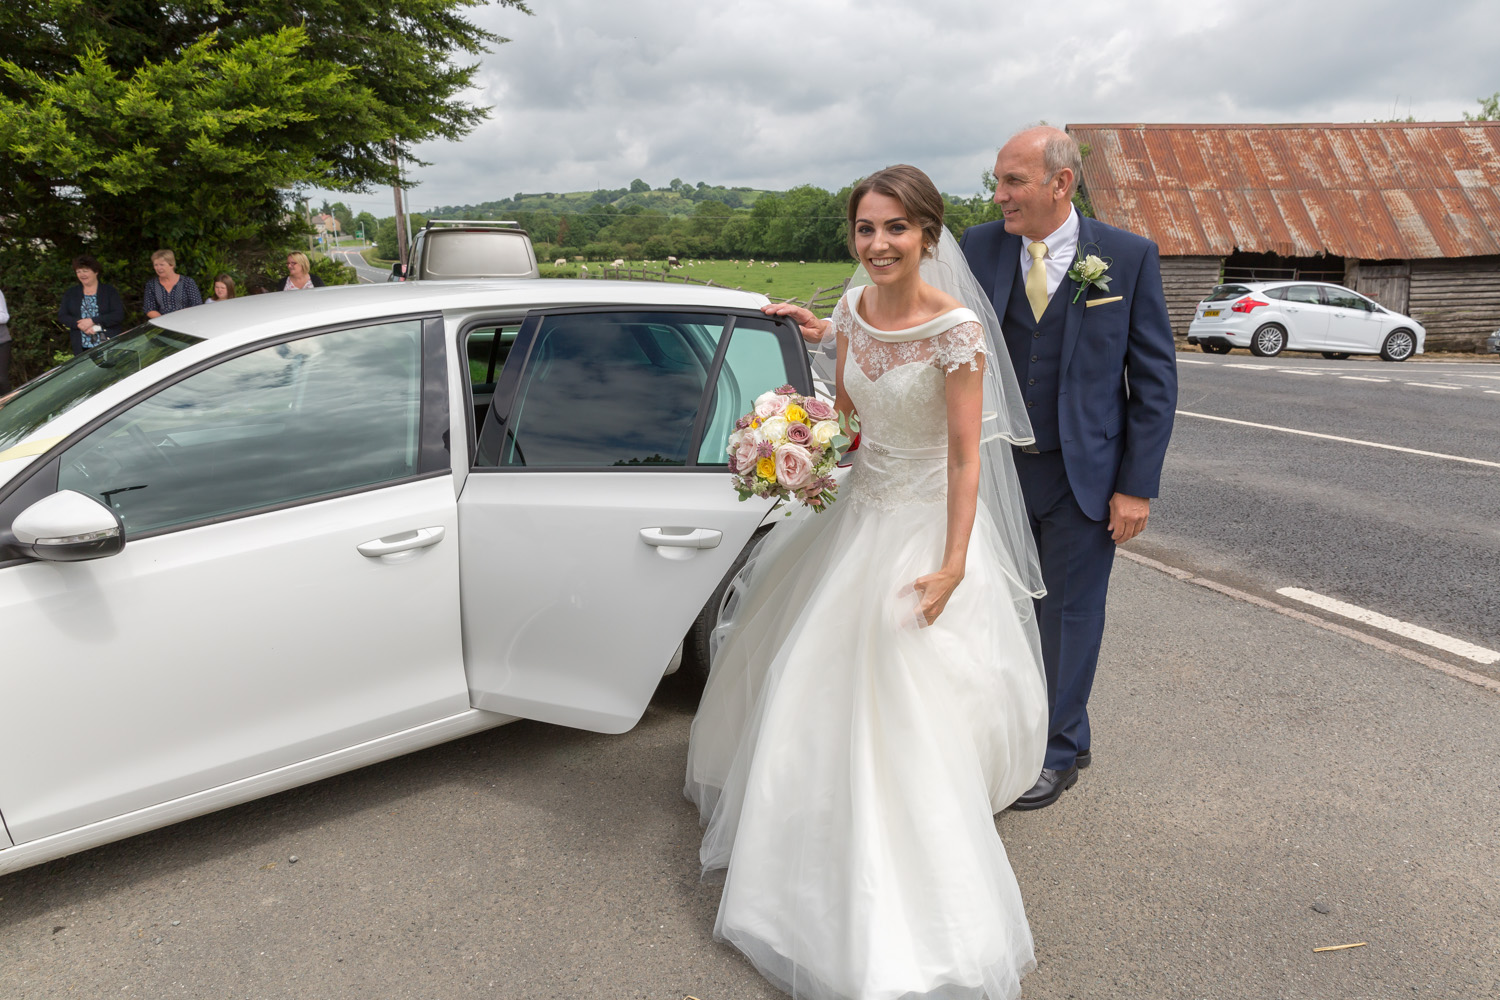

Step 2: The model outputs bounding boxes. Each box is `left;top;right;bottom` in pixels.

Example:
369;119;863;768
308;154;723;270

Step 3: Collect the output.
1202;309;1221;317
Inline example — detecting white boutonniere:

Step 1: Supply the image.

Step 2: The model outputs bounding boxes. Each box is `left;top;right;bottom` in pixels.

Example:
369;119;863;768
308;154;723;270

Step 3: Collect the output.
1067;245;1113;304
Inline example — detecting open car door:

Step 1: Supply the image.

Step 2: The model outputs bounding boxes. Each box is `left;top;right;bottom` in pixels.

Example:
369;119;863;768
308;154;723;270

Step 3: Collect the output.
456;307;810;733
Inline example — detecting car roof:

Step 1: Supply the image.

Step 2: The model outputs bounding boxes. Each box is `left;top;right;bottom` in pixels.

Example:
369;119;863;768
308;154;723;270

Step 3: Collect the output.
153;279;774;342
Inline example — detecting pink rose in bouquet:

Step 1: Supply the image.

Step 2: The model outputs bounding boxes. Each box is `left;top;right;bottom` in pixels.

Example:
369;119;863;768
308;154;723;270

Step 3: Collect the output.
774;443;814;489
802;397;837;422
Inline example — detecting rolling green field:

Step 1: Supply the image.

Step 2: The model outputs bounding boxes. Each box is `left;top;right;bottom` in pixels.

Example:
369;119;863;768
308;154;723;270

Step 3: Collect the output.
539;259;855;308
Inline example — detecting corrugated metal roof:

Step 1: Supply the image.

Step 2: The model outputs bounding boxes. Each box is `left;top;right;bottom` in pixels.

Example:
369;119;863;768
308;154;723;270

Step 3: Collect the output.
1066;123;1500;259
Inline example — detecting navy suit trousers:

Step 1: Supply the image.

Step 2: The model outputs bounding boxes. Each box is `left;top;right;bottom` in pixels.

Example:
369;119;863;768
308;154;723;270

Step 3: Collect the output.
1014;449;1115;771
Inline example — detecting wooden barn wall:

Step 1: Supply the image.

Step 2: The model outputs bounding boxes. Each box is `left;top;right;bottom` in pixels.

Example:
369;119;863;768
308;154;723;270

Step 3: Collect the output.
1160;257;1222;338
1407;257;1500;350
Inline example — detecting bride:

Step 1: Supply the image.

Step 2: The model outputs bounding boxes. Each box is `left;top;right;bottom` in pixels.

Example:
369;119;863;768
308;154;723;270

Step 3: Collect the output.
685;164;1049;1000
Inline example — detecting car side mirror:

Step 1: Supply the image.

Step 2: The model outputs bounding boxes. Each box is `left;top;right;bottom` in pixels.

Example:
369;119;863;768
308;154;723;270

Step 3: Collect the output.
392;262;406;280
11;490;124;562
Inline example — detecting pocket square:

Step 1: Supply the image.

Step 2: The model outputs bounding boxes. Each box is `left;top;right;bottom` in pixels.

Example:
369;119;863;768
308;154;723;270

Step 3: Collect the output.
1085;295;1123;308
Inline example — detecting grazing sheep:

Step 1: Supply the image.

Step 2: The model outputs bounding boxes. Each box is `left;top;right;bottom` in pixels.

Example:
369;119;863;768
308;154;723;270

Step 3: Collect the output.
554;258;567;267
612;259;624;267
799;260;805;265
580;264;588;273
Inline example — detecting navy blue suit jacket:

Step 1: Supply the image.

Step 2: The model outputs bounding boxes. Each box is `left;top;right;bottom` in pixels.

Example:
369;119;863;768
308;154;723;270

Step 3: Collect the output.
960;215;1177;521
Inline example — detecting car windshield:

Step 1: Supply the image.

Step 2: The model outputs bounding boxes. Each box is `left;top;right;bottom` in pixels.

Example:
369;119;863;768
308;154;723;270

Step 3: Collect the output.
1206;284;1256;302
0;324;202;454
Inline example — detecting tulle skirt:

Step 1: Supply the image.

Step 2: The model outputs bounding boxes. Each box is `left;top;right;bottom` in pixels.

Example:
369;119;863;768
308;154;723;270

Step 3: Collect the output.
685;496;1049;1000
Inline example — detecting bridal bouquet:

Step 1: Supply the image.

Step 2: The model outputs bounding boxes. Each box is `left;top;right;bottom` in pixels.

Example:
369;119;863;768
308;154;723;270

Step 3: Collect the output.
728;385;855;512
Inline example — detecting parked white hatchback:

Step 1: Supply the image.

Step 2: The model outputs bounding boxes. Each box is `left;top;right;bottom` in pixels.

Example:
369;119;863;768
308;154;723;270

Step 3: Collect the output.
1186;281;1425;361
0;280;808;875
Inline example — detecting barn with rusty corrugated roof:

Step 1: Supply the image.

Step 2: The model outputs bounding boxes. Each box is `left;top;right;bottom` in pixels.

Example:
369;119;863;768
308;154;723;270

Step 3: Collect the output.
1065;121;1500;351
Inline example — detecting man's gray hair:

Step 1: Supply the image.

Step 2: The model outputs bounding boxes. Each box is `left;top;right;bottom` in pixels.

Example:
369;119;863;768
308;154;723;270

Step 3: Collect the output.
1042;131;1083;198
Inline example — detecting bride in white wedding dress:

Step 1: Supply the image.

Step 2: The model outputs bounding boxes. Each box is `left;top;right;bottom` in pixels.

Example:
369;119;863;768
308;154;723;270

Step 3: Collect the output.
685;165;1049;1000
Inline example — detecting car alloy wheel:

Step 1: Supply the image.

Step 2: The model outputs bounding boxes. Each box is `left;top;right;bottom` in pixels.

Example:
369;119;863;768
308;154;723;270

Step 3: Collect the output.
1249;324;1287;358
1380;329;1415;362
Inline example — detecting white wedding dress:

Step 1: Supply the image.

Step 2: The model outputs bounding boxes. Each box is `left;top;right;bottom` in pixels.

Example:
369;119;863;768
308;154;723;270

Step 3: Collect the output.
685;287;1049;1000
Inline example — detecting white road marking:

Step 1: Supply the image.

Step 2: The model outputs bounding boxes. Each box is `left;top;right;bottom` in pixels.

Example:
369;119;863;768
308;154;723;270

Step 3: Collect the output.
1177;358;1214;365
1222;363;1277;370
1118;551;1500;695
1340;375;1389;382
1405;382;1464;390
1278;369;1323;376
1275;588;1500;665
1176;411;1500;469
1487;390;1500;396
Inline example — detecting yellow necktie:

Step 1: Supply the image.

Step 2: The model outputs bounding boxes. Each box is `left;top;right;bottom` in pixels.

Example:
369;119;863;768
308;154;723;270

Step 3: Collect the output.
1026;241;1049;322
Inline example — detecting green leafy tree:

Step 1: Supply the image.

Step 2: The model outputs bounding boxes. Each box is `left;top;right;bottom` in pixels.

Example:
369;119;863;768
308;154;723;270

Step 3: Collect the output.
354;211;378;241
1463;92;1500;121
0;0;529;384
629;178;651;194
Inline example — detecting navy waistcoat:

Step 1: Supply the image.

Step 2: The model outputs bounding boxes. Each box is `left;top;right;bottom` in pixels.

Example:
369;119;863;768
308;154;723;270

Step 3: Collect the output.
1003;258;1068;451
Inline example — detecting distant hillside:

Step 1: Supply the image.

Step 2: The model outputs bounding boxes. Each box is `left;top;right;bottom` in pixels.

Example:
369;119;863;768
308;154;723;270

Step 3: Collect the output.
423;180;777;217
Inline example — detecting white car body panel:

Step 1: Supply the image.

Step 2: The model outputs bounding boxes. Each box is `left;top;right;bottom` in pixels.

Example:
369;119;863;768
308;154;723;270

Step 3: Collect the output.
458;472;774;733
0;475;467;844
0;707;512;876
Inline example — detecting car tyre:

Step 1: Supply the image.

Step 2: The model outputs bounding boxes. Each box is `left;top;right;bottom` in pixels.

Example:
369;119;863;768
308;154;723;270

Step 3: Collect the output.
680;524;772;692
1249;324;1287;358
1379;329;1416;362
1321;352;1350;360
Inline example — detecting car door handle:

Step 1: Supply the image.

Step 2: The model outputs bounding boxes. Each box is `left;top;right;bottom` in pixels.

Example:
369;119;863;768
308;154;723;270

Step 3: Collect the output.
639;527;722;549
358;526;445;557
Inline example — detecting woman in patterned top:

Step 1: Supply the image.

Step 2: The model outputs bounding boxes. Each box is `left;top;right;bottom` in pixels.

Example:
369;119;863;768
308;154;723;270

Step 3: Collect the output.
58;255;126;355
143;249;202;317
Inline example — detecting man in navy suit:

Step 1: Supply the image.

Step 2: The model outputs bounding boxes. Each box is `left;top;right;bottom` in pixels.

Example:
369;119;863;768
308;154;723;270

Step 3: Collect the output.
961;126;1177;809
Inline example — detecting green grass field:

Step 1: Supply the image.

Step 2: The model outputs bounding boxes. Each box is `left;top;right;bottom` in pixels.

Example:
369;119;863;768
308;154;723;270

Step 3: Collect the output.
539;259;855;308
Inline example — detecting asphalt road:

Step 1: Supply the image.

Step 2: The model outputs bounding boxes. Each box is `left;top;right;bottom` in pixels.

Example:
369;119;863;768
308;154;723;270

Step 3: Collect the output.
329;246;390;285
1133;350;1500;677
2;560;1495;999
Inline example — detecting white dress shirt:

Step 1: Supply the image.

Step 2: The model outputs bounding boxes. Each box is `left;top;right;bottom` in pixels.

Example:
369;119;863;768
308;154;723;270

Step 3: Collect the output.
1018;206;1080;303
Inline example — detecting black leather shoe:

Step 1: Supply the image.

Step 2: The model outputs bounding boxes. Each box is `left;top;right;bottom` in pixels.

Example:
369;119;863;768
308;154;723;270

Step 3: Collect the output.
1011;766;1078;810
1076;749;1092;769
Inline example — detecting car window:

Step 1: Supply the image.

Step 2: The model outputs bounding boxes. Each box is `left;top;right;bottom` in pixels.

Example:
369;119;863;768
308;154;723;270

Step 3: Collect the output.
1206;284;1254;302
697;318;795;465
487;311;723;468
57;320;424;536
423;232;534;278
467;324;522;389
1284;284;1322;305
1261;286;1287;300
1323;287;1366;310
0;325;202;454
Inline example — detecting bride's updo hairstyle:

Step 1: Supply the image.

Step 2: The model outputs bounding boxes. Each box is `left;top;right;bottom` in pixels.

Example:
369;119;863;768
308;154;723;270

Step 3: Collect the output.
846;164;946;259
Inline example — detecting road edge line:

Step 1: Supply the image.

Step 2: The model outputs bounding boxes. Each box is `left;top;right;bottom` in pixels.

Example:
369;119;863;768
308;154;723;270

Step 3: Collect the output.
1117;550;1500;696
1175;411;1500;469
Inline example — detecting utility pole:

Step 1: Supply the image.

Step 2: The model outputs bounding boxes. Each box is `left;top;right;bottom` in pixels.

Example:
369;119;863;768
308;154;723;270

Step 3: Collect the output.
390;140;409;269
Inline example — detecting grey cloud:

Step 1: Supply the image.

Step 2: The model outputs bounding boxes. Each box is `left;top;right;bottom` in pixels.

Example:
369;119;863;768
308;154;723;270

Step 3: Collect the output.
386;0;1500;211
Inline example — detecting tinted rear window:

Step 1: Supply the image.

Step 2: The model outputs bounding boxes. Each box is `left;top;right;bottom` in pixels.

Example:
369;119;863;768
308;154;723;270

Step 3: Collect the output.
1206;284;1255;302
422;232;534;279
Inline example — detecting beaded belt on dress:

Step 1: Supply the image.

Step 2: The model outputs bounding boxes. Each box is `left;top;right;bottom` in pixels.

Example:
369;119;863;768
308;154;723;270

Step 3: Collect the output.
860;437;948;460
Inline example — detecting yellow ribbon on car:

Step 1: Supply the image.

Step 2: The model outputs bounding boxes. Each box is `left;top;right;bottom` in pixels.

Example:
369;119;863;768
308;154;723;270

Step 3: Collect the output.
0;435;64;465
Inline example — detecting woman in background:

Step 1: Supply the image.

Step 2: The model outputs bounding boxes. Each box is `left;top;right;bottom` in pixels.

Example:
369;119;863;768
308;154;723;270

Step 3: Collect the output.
207;274;236;302
143;249;202;317
283;252;324;291
59;255;126;355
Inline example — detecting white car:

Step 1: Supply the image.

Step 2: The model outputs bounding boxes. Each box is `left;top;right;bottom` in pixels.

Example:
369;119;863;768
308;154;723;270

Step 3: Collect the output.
1186;281;1425;361
0;280;808;875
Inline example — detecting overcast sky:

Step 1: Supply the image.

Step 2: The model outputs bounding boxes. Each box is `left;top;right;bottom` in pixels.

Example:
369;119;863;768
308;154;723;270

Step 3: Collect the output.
327;0;1500;215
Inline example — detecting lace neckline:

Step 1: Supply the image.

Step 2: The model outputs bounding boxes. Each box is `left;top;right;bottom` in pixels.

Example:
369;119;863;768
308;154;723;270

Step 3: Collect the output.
846;285;979;343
